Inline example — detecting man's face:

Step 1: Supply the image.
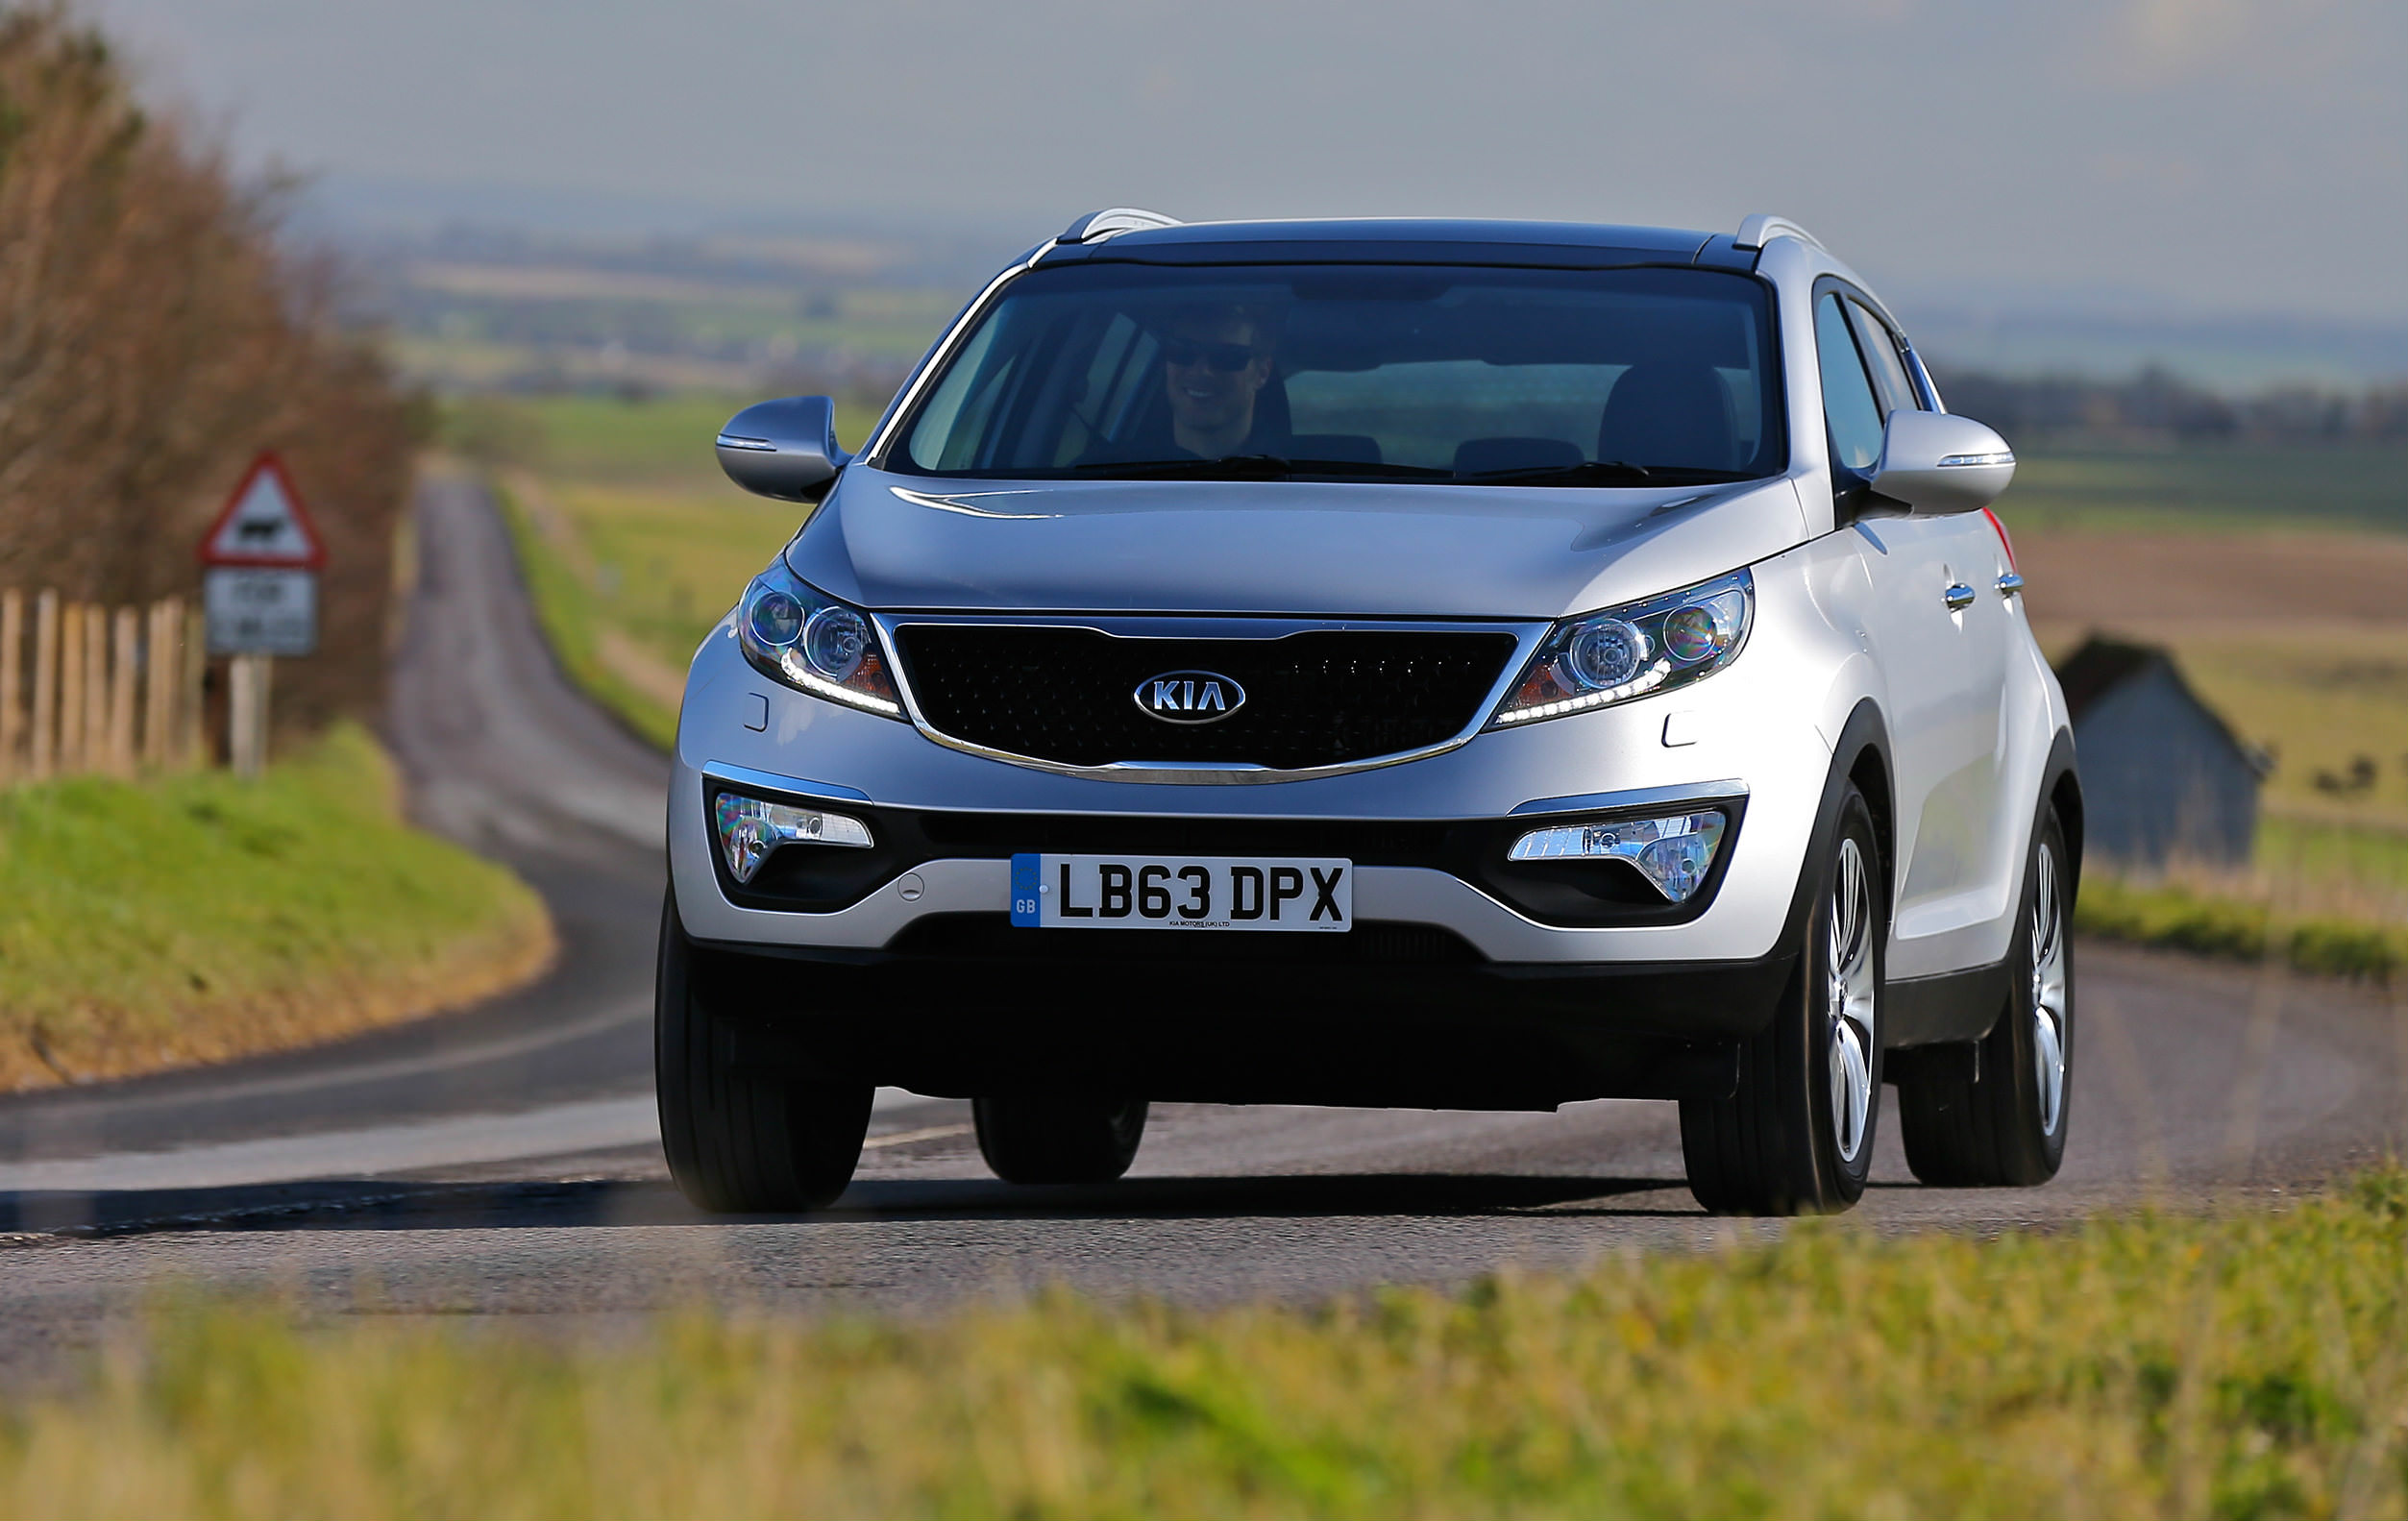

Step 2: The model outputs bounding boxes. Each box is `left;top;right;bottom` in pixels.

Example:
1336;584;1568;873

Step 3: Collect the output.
1162;317;1271;441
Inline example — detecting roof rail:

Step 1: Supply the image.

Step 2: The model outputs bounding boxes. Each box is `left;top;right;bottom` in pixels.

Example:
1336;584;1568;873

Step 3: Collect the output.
1058;207;1182;244
1732;214;1824;253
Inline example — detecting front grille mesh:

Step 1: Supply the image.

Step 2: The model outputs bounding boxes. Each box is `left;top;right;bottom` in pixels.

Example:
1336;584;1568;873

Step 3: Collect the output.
893;626;1517;770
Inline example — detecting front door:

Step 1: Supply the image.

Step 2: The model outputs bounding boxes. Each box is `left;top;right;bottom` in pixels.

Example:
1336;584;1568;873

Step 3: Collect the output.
1814;288;2014;974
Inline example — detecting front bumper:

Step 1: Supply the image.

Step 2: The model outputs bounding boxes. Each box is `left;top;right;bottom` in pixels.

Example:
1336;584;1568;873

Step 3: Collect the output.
670;611;1833;966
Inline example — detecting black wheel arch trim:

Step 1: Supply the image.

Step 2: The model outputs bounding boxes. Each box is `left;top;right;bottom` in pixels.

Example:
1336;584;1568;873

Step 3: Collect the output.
1883;725;2080;1057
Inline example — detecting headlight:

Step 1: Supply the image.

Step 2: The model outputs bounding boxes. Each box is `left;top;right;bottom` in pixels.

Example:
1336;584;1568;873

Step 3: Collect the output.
1488;570;1752;728
735;559;906;719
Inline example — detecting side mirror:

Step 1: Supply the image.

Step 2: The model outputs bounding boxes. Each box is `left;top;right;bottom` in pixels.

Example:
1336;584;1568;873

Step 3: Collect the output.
1868;410;2016;515
715;396;850;503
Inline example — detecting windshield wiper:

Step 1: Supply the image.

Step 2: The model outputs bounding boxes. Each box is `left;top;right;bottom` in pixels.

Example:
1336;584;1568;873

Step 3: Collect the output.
1064;454;1450;481
1457;459;1655;486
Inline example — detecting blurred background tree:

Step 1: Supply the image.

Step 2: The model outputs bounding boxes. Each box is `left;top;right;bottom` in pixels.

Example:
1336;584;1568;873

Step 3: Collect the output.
0;3;420;736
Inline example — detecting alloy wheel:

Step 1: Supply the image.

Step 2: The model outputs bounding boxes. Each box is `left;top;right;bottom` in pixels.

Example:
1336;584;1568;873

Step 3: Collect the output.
1826;836;1878;1164
2029;841;2070;1137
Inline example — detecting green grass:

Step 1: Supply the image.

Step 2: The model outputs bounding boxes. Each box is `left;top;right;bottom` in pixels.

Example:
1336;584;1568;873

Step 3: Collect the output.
0;724;553;1089
2261;815;2408;895
2076;875;2405;983
494;477;799;749
1999;440;2408;535
2076;815;2408;983
6;1170;2406;1518
460;392;887;747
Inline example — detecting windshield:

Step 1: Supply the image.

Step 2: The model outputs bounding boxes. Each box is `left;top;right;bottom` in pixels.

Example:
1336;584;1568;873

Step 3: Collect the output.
881;262;1782;486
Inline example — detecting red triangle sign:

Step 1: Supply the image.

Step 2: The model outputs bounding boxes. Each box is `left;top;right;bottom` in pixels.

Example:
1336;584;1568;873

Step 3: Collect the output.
199;454;326;568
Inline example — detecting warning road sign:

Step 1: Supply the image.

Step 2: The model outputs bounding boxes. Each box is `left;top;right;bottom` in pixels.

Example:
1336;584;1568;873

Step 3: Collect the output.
200;454;322;662
199;454;325;569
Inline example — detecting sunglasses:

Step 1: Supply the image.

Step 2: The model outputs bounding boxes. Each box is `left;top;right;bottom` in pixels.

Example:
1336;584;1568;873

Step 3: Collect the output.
1162;338;1257;372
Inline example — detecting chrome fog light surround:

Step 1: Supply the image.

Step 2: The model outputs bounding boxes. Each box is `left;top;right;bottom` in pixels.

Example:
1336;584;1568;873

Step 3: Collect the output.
1507;810;1729;903
712;792;873;885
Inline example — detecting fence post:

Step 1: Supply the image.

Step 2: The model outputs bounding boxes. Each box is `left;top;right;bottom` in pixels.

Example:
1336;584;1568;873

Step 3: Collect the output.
57;602;84;773
109;605;137;776
183;602;206;768
81;604;106;774
143;599;174;769
30;592;57;779
228;651;272;778
0;590;19;782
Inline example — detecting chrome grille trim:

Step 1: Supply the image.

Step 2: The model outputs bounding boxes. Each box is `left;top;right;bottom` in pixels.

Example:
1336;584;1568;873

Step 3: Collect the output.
871;613;1547;785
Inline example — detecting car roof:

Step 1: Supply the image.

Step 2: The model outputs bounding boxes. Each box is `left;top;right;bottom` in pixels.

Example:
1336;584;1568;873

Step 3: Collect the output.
1038;218;1738;270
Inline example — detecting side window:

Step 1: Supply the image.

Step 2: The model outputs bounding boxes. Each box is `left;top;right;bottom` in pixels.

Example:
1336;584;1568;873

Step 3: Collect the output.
1814;291;1885;474
1846;299;1920;416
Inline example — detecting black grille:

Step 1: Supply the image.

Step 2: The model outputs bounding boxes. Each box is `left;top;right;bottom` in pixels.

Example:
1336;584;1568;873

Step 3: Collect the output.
893;626;1518;770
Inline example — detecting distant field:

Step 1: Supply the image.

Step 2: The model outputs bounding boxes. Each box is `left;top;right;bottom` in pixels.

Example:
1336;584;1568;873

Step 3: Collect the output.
2017;527;2408;827
398;280;962;396
1997;440;2408;535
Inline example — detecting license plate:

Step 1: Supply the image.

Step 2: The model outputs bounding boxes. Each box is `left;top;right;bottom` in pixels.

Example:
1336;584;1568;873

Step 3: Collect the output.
1010;854;1352;931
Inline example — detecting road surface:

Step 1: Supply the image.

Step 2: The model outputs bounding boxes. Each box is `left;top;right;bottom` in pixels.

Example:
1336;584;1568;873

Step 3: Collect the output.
2;474;2401;1368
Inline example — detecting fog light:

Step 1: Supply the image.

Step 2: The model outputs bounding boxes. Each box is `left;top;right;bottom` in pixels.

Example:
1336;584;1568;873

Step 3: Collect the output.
712;793;872;884
1507;810;1728;903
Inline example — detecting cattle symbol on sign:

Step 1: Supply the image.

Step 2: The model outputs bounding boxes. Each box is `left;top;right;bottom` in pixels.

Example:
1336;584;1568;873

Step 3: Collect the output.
200;454;325;569
200;454;324;657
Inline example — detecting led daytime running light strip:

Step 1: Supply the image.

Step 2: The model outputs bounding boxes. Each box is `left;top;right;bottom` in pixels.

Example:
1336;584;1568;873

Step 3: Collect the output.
1491;658;1673;724
779;650;902;716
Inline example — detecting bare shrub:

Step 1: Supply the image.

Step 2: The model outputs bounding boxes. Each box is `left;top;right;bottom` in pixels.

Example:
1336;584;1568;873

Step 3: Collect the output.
0;4;419;737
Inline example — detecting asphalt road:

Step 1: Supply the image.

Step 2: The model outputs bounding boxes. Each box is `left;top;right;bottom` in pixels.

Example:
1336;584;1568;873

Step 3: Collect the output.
2;474;2403;1366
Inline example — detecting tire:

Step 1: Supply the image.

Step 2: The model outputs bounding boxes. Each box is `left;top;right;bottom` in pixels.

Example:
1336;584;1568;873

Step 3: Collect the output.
973;1093;1149;1185
1680;784;1884;1215
1898;805;2075;1187
655;892;873;1212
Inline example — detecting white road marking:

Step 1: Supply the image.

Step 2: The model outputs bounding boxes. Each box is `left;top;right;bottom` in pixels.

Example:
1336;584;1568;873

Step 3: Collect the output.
0;1088;943;1194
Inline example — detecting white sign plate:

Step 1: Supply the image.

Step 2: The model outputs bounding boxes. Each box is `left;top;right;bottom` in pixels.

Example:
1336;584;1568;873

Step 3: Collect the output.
205;567;318;656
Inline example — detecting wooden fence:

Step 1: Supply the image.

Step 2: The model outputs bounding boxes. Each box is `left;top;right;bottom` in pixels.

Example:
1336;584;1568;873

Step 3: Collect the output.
0;590;205;784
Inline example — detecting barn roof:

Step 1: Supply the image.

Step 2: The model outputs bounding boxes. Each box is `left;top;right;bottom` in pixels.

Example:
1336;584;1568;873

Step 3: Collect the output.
2052;635;2268;774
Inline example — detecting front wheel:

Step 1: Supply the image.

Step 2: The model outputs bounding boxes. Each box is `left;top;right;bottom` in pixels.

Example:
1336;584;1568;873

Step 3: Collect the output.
1898;805;2076;1186
1680;784;1884;1215
655;893;873;1212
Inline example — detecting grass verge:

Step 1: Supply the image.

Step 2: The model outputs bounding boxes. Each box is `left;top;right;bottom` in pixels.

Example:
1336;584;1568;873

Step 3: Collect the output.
0;724;553;1090
5;1170;2406;1517
2077;874;2407;984
2077;817;2408;984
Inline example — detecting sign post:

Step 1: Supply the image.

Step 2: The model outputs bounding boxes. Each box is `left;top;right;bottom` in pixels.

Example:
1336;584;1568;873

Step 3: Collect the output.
198;454;323;777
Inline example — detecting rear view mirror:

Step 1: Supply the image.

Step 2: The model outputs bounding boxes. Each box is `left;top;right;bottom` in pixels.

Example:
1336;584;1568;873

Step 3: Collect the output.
716;396;850;503
1869;410;2016;515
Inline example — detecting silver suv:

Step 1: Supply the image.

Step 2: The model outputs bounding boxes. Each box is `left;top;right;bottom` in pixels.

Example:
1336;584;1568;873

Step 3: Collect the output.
660;210;2079;1216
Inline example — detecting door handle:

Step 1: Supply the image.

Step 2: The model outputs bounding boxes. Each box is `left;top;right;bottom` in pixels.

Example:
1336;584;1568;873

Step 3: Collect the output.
1996;572;2025;597
1942;582;1976;610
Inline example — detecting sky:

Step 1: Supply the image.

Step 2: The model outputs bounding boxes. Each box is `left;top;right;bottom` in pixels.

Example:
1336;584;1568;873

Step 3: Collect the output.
89;0;2408;322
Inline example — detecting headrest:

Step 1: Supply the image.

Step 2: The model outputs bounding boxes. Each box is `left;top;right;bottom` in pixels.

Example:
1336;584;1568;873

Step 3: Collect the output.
1597;363;1738;472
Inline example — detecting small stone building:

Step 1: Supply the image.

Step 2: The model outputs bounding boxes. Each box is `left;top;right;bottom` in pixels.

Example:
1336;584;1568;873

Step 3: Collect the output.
2053;636;2265;868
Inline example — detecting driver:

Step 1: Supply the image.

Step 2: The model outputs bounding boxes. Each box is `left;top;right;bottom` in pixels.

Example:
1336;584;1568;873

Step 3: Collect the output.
1159;304;1280;458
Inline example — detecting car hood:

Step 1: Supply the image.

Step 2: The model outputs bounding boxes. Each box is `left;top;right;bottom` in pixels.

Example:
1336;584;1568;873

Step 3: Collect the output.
785;468;1810;621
